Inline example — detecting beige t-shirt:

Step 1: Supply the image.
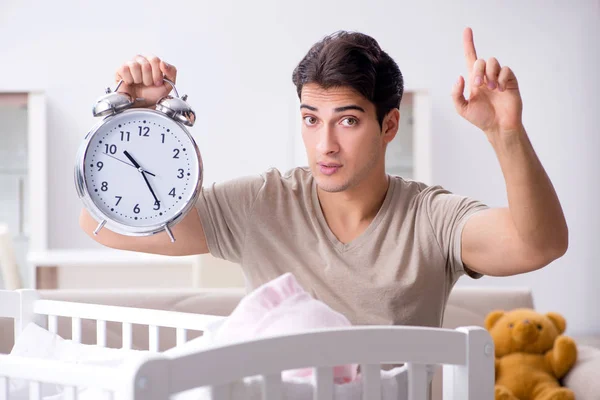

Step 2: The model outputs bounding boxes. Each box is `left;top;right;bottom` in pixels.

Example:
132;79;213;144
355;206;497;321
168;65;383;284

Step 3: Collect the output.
195;167;488;328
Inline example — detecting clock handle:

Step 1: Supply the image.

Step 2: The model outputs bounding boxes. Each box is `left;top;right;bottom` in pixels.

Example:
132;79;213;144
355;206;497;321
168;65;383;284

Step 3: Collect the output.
113;77;180;98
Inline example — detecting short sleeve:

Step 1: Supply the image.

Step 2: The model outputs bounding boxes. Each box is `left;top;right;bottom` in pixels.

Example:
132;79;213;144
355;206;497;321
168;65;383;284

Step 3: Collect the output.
195;174;266;263
420;185;489;279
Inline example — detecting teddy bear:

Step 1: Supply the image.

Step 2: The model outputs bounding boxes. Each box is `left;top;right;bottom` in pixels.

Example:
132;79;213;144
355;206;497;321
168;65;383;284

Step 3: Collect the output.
485;308;577;400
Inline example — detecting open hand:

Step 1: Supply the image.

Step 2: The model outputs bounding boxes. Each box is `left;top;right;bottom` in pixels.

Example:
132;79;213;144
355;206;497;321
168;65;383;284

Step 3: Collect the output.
451;28;524;137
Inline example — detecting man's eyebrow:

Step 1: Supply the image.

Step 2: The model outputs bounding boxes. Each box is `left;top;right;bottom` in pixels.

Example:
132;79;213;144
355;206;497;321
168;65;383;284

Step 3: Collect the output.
334;105;365;113
299;104;366;113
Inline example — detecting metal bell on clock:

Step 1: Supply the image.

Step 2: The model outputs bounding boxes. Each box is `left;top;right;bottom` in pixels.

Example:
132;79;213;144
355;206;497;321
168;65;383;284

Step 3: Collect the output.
155;78;196;127
92;81;134;117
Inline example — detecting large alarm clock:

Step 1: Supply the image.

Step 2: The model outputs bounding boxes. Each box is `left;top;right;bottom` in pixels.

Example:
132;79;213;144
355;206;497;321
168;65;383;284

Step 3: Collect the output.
74;78;202;242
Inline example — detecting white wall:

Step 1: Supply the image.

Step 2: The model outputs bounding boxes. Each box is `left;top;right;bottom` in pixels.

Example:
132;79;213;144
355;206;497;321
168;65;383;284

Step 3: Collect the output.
0;0;598;335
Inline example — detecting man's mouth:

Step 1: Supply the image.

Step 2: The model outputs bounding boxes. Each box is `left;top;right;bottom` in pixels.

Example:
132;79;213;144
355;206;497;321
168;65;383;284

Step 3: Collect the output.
318;162;342;175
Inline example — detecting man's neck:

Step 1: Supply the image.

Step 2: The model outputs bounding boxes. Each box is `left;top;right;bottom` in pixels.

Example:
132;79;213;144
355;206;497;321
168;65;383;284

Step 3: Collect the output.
316;169;390;244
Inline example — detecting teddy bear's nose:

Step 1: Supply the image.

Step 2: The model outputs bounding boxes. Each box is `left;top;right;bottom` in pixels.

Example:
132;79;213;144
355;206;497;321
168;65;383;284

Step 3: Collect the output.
513;320;539;343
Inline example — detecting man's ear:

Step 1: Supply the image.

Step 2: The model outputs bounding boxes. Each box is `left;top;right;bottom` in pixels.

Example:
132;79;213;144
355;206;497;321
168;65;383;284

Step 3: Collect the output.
381;108;399;143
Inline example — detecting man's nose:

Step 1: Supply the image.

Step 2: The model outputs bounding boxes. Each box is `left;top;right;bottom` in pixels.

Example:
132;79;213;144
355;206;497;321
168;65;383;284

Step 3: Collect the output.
316;126;339;155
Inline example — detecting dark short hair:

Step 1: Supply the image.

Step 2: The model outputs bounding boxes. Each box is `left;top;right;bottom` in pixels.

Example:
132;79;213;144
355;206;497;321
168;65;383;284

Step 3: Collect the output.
292;30;404;128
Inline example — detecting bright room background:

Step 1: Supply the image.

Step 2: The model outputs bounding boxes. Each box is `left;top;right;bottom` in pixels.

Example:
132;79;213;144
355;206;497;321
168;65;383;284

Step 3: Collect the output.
0;0;598;337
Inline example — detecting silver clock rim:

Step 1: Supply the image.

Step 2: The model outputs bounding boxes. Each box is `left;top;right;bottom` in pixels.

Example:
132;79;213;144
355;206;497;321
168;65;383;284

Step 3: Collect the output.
74;108;204;237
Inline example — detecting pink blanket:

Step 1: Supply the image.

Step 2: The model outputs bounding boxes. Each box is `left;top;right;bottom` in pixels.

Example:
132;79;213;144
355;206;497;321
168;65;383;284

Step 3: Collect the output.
210;272;358;384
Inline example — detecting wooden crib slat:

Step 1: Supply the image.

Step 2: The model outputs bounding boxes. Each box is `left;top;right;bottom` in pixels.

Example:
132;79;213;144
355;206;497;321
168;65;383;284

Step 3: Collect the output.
408;363;428;400
97;320;107;347
0;377;7;400
28;381;41;400
71;317;82;343
149;325;159;352
261;374;282;400
360;364;381;400
48;315;58;334
64;386;78;400
176;328;187;346
122;322;132;349
314;366;334;400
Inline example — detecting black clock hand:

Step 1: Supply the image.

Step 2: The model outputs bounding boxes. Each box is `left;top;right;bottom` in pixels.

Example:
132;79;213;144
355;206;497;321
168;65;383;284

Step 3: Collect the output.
141;171;160;206
123;150;142;170
123;150;160;205
103;152;155;176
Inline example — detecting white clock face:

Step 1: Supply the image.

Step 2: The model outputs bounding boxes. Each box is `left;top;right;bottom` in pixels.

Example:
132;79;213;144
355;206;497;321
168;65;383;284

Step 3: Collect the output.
82;109;201;229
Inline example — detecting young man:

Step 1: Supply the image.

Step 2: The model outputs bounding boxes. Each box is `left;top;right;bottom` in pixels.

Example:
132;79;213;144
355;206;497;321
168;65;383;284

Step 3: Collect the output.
80;27;568;328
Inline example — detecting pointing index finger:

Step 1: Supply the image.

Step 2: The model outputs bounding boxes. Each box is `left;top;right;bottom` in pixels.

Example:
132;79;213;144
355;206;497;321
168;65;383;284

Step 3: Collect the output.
463;27;478;73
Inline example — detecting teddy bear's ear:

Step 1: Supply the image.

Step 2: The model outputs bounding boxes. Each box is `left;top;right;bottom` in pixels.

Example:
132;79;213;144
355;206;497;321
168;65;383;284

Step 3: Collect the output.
484;310;505;330
546;312;567;334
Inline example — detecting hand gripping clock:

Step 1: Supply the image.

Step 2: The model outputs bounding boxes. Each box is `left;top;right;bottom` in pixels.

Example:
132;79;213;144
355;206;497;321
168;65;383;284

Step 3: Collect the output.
74;78;203;243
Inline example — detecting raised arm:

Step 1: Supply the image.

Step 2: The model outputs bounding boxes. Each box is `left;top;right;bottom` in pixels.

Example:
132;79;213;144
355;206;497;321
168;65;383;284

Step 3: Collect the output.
451;28;568;276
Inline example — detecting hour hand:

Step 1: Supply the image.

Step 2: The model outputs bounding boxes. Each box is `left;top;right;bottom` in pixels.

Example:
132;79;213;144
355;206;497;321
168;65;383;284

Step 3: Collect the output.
123;150;142;171
103;152;155;176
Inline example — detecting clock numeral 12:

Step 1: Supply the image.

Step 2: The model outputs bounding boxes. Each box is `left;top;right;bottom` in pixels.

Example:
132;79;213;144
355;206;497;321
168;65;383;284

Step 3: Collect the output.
138;126;150;137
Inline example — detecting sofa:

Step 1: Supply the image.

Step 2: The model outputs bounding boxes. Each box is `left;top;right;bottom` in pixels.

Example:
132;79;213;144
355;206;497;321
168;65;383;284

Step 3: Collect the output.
1;286;598;399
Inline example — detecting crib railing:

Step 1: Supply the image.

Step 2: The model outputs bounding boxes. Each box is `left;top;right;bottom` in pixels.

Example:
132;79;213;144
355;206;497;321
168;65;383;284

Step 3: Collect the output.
166;325;494;400
0;289;223;400
13;289;224;350
0;289;495;400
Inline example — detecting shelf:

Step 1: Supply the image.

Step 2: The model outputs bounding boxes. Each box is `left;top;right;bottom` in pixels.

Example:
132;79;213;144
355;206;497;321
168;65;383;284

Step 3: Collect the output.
27;248;197;268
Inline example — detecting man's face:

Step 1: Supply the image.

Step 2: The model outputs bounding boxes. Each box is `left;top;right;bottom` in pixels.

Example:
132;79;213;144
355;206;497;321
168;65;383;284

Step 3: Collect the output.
300;83;396;193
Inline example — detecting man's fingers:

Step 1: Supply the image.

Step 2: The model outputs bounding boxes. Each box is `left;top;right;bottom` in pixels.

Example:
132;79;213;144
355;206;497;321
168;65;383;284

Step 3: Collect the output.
472;59;486;89
127;60;143;84
463;27;478;73
497;66;517;92
160;60;177;83
134;55;154;87
116;64;134;85
485;57;501;90
451;75;468;116
145;55;163;87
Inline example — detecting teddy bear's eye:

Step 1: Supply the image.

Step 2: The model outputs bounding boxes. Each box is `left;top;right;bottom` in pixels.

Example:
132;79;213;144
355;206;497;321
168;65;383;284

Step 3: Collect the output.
509;323;514;328
537;324;542;330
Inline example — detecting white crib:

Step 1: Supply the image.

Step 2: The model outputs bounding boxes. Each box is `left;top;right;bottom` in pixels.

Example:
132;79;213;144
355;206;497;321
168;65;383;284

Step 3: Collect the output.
0;289;495;400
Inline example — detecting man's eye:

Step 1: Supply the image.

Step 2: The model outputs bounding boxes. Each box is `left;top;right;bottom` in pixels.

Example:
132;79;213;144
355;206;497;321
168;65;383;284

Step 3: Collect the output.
303;116;317;125
341;117;358;126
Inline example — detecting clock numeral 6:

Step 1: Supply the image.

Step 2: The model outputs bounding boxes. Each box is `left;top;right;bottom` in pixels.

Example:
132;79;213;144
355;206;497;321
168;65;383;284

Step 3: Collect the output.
133;204;140;214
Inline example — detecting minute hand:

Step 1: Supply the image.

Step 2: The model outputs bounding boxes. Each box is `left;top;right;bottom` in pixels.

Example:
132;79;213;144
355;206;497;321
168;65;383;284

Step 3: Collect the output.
123;151;160;205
